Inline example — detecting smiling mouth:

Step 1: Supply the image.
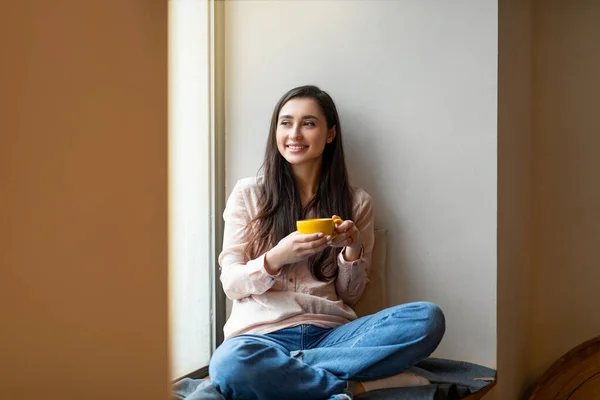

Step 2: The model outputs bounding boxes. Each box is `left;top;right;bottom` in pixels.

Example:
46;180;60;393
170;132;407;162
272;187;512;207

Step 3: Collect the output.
286;145;308;150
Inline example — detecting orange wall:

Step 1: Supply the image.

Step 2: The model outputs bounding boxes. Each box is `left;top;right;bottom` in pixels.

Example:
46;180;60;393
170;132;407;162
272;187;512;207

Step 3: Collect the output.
494;1;600;398
529;0;600;388
0;2;169;399
496;0;533;398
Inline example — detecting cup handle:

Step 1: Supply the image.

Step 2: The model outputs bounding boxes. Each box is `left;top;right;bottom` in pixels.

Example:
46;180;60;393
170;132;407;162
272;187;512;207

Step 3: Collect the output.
331;217;344;239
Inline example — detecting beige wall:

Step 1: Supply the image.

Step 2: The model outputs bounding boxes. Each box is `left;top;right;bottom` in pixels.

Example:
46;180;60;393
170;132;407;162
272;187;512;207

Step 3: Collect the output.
495;0;533;398
0;2;169;399
528;0;600;388
496;1;600;398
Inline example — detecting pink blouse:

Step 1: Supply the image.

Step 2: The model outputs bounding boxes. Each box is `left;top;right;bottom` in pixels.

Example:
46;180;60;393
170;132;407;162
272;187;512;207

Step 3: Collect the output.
219;177;375;339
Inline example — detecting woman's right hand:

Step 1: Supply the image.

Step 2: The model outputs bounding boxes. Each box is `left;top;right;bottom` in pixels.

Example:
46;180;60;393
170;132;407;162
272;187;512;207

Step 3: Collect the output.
264;231;331;275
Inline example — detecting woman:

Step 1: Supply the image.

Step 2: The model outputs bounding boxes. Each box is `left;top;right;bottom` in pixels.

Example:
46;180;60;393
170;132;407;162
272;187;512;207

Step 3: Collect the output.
209;85;445;400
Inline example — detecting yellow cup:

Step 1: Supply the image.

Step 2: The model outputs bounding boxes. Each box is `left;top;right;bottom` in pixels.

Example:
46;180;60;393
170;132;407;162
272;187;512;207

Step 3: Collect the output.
296;217;344;237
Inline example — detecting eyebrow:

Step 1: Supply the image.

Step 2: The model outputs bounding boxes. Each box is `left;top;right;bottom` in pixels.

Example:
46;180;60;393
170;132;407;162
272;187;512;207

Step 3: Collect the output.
279;114;320;120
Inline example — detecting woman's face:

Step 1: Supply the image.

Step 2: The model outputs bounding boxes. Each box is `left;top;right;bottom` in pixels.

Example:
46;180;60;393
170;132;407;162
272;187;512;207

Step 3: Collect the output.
276;98;336;168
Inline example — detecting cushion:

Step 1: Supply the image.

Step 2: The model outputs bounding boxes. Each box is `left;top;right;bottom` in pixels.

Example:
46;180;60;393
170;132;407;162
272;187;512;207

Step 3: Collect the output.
354;229;388;318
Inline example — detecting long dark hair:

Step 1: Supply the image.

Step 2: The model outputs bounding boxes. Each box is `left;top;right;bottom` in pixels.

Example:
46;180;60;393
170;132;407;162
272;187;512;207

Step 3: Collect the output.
245;85;353;281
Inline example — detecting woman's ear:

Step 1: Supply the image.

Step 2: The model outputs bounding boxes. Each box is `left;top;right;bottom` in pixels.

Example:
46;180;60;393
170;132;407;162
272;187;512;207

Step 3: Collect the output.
327;125;337;143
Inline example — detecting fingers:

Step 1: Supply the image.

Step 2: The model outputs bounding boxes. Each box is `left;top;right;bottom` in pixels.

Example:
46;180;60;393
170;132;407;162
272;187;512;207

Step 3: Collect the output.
293;232;328;247
330;234;353;248
332;218;354;233
331;226;360;248
294;232;325;242
306;235;330;249
293;236;330;258
291;217;358;256
306;238;331;254
331;214;346;232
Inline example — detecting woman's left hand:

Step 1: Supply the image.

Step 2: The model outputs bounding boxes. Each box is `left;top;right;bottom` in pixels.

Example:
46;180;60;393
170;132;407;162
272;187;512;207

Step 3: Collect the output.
329;215;362;252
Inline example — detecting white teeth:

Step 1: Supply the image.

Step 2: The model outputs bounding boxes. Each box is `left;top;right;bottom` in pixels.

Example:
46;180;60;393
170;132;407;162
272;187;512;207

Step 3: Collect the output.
288;146;306;150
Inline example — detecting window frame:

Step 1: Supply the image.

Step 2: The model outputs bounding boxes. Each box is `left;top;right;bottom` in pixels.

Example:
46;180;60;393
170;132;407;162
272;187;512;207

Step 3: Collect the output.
169;0;226;382
209;0;227;366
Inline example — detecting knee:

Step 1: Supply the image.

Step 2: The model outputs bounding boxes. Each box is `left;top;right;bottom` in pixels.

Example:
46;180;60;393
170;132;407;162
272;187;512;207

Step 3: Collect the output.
208;337;270;392
209;339;238;388
415;301;445;349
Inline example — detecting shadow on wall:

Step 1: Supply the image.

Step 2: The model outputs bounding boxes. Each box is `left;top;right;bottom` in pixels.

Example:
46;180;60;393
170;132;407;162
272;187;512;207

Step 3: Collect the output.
528;0;600;392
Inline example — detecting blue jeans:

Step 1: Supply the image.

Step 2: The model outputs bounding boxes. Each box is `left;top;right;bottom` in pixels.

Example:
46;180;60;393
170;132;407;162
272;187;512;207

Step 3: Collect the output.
209;302;445;400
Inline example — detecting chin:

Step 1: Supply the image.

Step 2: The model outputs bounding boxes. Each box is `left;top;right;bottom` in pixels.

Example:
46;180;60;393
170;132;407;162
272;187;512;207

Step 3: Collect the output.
285;156;320;167
283;156;305;165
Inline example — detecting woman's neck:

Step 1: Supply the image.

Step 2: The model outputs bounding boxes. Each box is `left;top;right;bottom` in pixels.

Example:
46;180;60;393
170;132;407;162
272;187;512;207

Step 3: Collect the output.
292;161;321;207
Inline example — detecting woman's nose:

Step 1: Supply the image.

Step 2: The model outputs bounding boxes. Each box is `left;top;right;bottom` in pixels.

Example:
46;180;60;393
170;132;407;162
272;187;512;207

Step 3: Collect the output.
291;124;302;139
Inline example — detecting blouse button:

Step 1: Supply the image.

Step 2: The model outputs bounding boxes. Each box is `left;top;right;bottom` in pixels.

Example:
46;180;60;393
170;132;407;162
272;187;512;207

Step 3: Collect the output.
288;277;293;282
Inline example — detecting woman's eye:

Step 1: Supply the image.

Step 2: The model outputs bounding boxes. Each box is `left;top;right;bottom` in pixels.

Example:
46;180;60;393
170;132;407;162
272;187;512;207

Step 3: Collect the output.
303;121;315;127
280;121;290;126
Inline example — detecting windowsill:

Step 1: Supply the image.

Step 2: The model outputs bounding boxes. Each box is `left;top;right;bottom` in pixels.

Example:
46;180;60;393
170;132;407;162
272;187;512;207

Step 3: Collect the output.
172;365;209;383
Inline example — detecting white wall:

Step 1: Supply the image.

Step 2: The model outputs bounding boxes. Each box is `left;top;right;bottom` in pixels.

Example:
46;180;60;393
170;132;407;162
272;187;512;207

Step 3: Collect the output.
225;0;497;367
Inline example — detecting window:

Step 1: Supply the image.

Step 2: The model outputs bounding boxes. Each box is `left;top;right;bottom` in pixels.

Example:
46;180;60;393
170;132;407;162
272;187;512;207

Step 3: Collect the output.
168;0;225;379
